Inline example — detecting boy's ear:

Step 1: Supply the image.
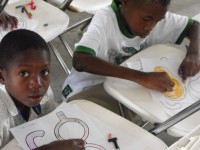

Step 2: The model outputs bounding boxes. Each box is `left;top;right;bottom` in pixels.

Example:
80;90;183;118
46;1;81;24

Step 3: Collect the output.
0;68;5;85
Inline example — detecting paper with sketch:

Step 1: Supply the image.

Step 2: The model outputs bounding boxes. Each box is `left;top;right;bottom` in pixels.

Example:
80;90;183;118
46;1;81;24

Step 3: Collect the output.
0;17;38;41
10;102;144;150
140;55;200;116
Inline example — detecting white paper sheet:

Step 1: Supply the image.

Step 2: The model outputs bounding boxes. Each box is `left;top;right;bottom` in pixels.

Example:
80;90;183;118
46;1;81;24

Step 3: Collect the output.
140;55;200;116
0;17;38;41
10;102;144;150
8;0;21;4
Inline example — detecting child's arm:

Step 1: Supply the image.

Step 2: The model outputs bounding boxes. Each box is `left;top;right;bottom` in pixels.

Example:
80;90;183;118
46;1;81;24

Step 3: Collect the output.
73;52;175;92
0;11;18;30
179;20;200;81
34;139;85;150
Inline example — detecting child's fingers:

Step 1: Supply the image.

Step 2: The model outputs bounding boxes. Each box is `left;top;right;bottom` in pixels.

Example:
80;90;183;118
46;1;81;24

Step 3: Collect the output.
73;139;85;149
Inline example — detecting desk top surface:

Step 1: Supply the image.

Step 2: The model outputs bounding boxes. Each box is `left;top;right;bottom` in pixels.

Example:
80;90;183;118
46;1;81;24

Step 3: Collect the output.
5;0;69;42
104;44;200;136
2;100;167;150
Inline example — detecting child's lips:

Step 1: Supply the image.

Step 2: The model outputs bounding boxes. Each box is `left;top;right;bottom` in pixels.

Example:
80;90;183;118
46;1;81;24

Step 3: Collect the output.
28;95;43;100
140;32;149;38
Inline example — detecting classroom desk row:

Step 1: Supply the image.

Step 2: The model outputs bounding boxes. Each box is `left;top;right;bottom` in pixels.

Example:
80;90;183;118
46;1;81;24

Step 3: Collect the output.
2;100;168;150
4;99;200;150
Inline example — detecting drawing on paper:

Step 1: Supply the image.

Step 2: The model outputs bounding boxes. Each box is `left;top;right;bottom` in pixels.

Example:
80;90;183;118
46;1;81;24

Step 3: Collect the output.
26;130;45;149
55;111;105;150
154;66;185;100
186;75;200;101
25;111;105;150
0;18;28;39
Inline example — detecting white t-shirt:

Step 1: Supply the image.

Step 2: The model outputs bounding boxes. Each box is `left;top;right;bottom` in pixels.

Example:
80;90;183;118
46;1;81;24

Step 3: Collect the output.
62;1;193;101
0;85;56;148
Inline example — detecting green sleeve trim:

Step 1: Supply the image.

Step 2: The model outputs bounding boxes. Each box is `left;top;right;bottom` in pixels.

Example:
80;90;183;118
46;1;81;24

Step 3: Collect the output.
176;18;193;44
75;45;96;56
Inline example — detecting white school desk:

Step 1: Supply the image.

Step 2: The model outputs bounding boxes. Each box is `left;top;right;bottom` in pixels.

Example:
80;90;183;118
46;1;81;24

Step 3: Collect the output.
2;100;168;150
104;44;200;137
5;0;69;42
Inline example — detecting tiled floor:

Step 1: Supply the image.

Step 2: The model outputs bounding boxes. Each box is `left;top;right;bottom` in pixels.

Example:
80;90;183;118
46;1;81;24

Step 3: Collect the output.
48;0;200;146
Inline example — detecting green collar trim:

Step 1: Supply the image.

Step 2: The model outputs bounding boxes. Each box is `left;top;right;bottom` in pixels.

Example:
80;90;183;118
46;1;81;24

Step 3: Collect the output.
110;0;136;38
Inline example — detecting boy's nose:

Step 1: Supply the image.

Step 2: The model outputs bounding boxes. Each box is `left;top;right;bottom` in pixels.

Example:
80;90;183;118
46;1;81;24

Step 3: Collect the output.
29;76;42;89
144;22;156;33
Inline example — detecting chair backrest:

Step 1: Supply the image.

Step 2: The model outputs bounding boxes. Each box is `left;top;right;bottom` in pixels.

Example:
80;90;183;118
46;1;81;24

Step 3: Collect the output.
0;0;9;14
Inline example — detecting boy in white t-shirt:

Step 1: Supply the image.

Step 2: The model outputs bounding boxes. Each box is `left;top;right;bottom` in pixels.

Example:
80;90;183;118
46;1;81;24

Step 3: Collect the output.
0;29;85;149
62;0;200;119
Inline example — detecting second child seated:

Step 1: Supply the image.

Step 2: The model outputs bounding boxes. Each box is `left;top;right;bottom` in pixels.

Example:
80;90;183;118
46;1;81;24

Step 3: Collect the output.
62;0;200;118
0;29;84;149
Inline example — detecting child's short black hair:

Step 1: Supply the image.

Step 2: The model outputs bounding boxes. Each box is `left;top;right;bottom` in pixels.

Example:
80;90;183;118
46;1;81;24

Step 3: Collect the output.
134;0;171;7
118;0;170;7
0;29;50;69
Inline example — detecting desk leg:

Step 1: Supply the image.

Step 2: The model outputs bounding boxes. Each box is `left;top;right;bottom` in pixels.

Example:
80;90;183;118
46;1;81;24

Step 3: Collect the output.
48;42;71;74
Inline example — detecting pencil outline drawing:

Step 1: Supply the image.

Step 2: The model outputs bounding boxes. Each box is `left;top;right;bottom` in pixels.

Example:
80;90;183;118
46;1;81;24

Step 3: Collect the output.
25;111;106;150
26;130;45;149
186;75;200;101
0;18;28;38
154;66;185;100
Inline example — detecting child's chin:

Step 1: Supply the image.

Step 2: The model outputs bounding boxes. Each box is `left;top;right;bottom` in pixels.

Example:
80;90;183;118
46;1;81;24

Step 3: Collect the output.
29;97;43;106
140;34;149;38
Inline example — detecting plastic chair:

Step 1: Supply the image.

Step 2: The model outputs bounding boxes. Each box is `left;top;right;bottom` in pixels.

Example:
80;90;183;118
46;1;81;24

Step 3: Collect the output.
5;0;71;74
0;0;9;14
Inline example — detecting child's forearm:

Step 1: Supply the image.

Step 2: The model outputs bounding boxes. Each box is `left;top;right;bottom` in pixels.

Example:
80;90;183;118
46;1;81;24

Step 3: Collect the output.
73;52;175;92
73;52;143;82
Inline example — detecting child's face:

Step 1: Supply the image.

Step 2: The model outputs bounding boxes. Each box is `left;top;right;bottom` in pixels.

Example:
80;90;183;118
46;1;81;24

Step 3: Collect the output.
1;49;50;107
121;1;168;38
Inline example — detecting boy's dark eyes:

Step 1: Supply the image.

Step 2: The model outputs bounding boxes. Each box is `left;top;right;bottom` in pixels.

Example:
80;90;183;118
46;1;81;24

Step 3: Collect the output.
142;17;164;23
143;18;152;22
18;69;50;77
41;69;50;76
19;71;29;77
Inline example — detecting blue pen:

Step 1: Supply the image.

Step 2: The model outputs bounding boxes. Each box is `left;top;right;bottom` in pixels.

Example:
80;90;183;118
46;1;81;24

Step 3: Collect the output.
178;67;183;75
178;67;186;83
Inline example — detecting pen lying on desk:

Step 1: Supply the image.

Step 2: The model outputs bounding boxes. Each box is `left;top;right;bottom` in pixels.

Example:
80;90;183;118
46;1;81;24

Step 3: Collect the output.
23;6;32;19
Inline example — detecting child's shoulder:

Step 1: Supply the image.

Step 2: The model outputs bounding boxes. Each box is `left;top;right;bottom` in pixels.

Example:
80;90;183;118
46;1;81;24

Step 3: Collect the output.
0;85;18;117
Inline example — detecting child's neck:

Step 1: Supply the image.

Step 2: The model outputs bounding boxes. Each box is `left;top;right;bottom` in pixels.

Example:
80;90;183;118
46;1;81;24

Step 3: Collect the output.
119;5;136;36
10;94;30;121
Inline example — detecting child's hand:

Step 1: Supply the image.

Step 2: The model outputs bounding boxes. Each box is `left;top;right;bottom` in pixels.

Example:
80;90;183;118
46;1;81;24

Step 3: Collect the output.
179;52;200;82
139;72;175;92
35;139;85;150
0;11;18;30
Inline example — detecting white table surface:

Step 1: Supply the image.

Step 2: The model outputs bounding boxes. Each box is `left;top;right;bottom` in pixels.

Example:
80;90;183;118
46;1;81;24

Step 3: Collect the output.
5;0;69;42
2;100;168;150
168;123;200;150
49;0;112;14
104;44;200;137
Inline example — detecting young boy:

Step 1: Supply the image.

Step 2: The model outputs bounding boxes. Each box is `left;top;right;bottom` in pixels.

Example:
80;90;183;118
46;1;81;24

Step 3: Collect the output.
0;29;84;149
62;0;200;117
